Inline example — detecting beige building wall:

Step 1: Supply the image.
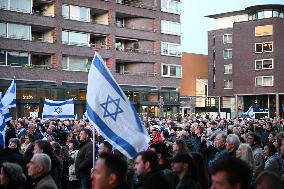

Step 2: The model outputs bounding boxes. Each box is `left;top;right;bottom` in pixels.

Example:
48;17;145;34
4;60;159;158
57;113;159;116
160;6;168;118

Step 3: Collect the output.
180;53;208;96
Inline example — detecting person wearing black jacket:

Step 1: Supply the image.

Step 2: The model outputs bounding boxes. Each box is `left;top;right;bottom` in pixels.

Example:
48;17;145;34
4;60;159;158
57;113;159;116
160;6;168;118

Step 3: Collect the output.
75;128;93;189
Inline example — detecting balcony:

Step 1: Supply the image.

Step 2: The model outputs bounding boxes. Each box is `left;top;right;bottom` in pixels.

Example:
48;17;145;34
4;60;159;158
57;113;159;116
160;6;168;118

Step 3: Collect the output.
90;8;109;25
116;0;157;10
31;25;54;43
29;53;53;69
33;0;55;17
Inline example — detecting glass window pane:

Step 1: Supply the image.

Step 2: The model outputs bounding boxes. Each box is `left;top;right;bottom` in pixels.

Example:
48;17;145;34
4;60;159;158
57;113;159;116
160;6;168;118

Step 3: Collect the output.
255;44;262;52
256;77;262;86
272;10;279;17
62;31;69;44
0;22;6;37
161;43;168;54
258;11;264;19
65;89;77;100
51;88;64;100
8;23;30;40
39;88;50;99
62;56;68;70
263;42;273;52
0;0;8;9
79;89;86;100
169;65;176;76
70;5;80;20
7;51;29;66
264;10;272;18
255;60;262;69
80;7;88;21
263;77;272;86
22;88;36;99
0;50;6;65
69;31;88;46
62;4;69;19
69;57;86;71
263;60;272;69
162;65;168;76
10;0;31;13
161;20;168;33
170;92;178;102
176;66;181;77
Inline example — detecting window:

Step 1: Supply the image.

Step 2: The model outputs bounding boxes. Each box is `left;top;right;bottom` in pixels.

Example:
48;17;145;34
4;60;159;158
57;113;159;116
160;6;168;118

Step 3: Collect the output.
255;59;273;70
7;51;29;66
224;64;232;74
161;42;181;57
161;64;181;78
0;22;31;40
223;49;232;59
62;56;88;72
62;30;89;46
62;4;90;22
0;0;32;13
224;80;233;89
255;76;273;86
161;20;181;35
255;42;273;53
223;34;232;43
255;25;273;36
161;0;181;14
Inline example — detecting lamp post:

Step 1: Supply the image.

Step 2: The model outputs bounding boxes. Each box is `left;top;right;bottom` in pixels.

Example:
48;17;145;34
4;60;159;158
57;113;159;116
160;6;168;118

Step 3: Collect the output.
159;96;164;118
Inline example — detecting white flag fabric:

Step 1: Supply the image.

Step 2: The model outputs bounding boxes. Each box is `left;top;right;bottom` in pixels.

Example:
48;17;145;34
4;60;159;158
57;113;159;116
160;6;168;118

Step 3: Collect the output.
0;80;16;109
246;106;255;119
86;52;150;159
0;113;6;148
42;99;74;120
2;109;11;122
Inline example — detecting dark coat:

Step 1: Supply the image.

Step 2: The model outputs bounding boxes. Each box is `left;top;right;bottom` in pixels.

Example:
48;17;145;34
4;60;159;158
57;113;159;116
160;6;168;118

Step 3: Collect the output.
75;140;93;179
175;175;202;189
34;173;58;189
136;169;172;189
0;148;25;168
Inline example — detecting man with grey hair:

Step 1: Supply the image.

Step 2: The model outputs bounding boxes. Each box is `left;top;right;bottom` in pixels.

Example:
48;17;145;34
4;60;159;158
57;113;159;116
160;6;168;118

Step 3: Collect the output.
27;153;58;189
209;132;228;167
226;134;240;157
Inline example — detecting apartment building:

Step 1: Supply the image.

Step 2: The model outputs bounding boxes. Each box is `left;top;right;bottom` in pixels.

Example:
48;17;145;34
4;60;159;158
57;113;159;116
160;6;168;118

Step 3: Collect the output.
0;0;182;118
207;4;284;118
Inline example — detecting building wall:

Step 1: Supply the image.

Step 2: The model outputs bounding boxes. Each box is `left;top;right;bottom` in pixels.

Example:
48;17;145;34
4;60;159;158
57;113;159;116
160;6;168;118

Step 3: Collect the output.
180;53;208;96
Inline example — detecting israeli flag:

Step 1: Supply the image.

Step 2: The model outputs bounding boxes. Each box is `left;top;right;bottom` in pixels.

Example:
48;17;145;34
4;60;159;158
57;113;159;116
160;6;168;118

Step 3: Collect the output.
87;52;150;159
0;113;6;148
245;106;255;119
83;111;88;120
0;80;16;109
42;99;74;120
2;109;11;122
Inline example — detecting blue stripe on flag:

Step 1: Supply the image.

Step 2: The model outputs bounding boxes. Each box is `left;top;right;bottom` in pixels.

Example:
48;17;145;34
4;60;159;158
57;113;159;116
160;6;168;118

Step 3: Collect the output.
92;55;126;101
42;115;75;119
44;100;73;106
87;102;137;157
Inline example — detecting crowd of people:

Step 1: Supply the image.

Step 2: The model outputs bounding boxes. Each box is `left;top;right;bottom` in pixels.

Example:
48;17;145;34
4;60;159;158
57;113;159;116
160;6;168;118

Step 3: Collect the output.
0;115;284;189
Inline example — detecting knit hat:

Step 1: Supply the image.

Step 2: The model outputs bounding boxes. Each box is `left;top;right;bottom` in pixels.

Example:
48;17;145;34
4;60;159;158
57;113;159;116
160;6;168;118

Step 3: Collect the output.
2;162;26;184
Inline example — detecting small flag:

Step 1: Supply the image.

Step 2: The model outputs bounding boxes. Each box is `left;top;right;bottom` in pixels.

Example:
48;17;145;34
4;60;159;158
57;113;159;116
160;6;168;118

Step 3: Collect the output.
83;111;88;120
86;52;150;159
0;80;16;109
0;113;6;148
245;106;255;119
42;99;74;120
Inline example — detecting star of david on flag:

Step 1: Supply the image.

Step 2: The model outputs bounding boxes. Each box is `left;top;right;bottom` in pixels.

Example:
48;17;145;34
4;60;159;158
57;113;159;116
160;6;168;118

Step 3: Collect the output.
42;99;74;120
87;52;150;159
100;95;123;121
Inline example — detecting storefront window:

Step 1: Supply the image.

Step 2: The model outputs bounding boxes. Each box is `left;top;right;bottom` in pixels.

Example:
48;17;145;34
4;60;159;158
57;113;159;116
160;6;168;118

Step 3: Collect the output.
51;88;64;100
170;92;179;102
79;89;86;100
22;88;36;99
39;88;50;99
66;89;77;100
160;92;169;102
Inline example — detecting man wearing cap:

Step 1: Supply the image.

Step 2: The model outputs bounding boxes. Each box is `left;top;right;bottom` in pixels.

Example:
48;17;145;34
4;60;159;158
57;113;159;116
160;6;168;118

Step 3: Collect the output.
150;126;162;144
171;153;201;189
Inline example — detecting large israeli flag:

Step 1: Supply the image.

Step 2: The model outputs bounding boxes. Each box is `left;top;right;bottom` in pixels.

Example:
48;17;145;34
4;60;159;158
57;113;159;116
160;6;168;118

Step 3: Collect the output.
42;99;74;120
245;106;255;119
0;80;16;109
87;52;150;159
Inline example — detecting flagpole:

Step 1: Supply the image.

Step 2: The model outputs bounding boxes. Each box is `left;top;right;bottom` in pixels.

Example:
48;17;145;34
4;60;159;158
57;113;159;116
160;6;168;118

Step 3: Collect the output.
93;124;96;168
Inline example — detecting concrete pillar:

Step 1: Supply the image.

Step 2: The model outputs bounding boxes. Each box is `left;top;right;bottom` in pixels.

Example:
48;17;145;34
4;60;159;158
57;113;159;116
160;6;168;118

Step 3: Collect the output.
276;93;279;117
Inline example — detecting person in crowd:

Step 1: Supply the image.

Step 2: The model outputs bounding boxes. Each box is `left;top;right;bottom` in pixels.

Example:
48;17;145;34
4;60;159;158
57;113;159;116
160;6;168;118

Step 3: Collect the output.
47;132;57;143
68;139;80;189
150;126;163;144
255;171;283;189
236;143;254;168
191;152;209;189
246;132;264;180
27;153;58;189
4;121;16;149
75;128;93;189
263;143;284;176
60;146;73;189
225;134;240;157
208;132;227;167
92;152;129;189
210;156;252;189
21;133;34;152
268;132;277;145
98;140;112;155
134;151;171;189
27;123;42;141
33;140;61;188
172;139;189;156
261;122;275;146
16;121;26;140
0;138;24;168
0;162;26;189
171;153;201;189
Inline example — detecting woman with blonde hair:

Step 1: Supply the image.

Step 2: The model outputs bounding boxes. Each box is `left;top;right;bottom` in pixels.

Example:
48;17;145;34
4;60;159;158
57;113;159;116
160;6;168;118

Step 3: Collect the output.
236;143;254;168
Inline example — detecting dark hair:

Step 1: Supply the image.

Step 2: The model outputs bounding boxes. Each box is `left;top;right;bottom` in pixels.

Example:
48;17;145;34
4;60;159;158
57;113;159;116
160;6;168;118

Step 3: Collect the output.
60;146;70;162
255;171;283;189
191;152;209;189
137;151;158;171
80;128;92;138
149;142;170;160
264;143;277;157
102;140;112;153
175;139;189;154
99;152;128;184
211;157;252;189
248;132;262;145
51;141;61;156
69;139;79;150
